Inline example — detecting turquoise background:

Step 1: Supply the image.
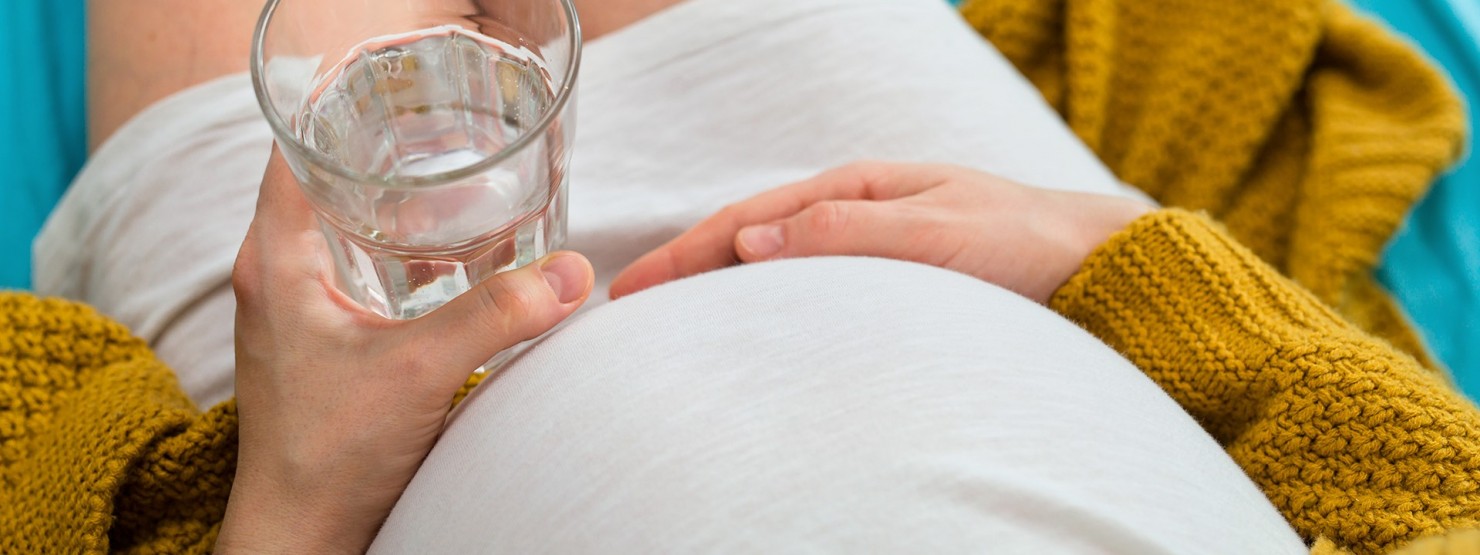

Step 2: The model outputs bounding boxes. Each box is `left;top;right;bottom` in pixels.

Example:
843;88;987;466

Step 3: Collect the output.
3;1;1478;395
1354;0;1480;397
0;1;86;289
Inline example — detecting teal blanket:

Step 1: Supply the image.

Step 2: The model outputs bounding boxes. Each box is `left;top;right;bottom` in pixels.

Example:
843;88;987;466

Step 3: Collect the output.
1353;0;1480;394
0;2;85;290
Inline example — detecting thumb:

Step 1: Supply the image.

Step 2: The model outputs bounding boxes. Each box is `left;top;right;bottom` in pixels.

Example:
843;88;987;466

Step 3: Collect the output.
733;200;912;263
416;251;593;379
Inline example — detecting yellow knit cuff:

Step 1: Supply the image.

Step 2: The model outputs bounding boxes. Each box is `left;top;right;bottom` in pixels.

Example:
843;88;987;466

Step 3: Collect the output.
1049;207;1353;345
1047;210;1480;554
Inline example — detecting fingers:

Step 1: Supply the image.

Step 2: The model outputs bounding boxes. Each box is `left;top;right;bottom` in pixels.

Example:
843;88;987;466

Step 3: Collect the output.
733;200;918;262
609;162;947;298
417;251;594;381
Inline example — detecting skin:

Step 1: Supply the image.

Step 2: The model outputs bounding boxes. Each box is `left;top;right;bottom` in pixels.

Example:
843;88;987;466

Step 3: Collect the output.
87;0;263;151
86;0;681;150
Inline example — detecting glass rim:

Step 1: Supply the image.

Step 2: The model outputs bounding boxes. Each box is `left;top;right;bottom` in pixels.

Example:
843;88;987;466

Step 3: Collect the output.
249;0;583;189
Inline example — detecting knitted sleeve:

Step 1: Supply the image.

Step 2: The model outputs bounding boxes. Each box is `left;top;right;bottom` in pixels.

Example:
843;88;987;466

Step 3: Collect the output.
1049;209;1480;555
0;293;235;554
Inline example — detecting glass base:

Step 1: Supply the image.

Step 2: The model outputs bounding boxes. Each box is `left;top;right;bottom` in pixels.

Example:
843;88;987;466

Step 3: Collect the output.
476;348;518;375
319;183;567;320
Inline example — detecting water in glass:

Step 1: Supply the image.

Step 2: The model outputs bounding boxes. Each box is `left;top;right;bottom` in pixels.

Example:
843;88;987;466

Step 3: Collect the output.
295;26;568;319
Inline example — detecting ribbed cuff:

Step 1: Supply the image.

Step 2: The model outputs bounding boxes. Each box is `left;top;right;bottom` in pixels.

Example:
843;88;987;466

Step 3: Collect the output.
1048;209;1361;438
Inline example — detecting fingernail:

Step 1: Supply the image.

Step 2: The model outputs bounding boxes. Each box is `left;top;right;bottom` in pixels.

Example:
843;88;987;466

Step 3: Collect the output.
540;254;586;304
739;225;785;258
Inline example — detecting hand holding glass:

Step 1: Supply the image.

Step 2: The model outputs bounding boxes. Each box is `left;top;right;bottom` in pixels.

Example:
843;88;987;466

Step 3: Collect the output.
252;0;580;320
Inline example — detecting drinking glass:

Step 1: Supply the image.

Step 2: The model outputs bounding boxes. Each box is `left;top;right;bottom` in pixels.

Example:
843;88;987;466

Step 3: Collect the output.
251;0;580;321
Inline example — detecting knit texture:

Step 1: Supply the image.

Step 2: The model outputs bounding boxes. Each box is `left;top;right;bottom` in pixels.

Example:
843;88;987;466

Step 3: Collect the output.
0;295;237;553
962;0;1468;371
1313;530;1480;555
1053;210;1480;554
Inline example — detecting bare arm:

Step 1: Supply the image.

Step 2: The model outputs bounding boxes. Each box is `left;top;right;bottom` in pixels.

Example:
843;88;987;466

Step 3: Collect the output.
85;0;686;152
87;0;263;151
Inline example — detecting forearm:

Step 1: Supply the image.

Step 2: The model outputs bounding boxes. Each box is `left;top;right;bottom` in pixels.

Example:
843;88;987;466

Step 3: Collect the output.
1050;209;1480;554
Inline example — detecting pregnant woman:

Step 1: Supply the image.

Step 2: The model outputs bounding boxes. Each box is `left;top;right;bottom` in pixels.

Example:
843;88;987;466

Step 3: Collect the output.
25;0;1478;552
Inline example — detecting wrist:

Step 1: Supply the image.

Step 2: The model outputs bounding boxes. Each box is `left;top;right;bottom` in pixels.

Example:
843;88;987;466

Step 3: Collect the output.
1075;197;1156;260
1035;193;1156;303
215;464;380;554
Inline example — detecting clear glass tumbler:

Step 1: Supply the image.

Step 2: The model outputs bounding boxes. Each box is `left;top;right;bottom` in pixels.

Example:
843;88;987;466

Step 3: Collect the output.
251;0;580;320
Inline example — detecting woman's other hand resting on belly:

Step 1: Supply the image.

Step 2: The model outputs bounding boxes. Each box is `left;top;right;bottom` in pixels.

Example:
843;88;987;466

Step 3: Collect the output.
610;162;1155;303
214;152;595;554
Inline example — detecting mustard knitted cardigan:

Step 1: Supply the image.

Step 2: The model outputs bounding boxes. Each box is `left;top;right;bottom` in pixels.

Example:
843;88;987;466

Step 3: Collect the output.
1;0;1474;553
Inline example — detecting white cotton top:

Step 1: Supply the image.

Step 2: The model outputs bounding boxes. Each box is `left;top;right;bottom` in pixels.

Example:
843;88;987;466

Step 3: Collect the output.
372;257;1303;554
35;0;1142;407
